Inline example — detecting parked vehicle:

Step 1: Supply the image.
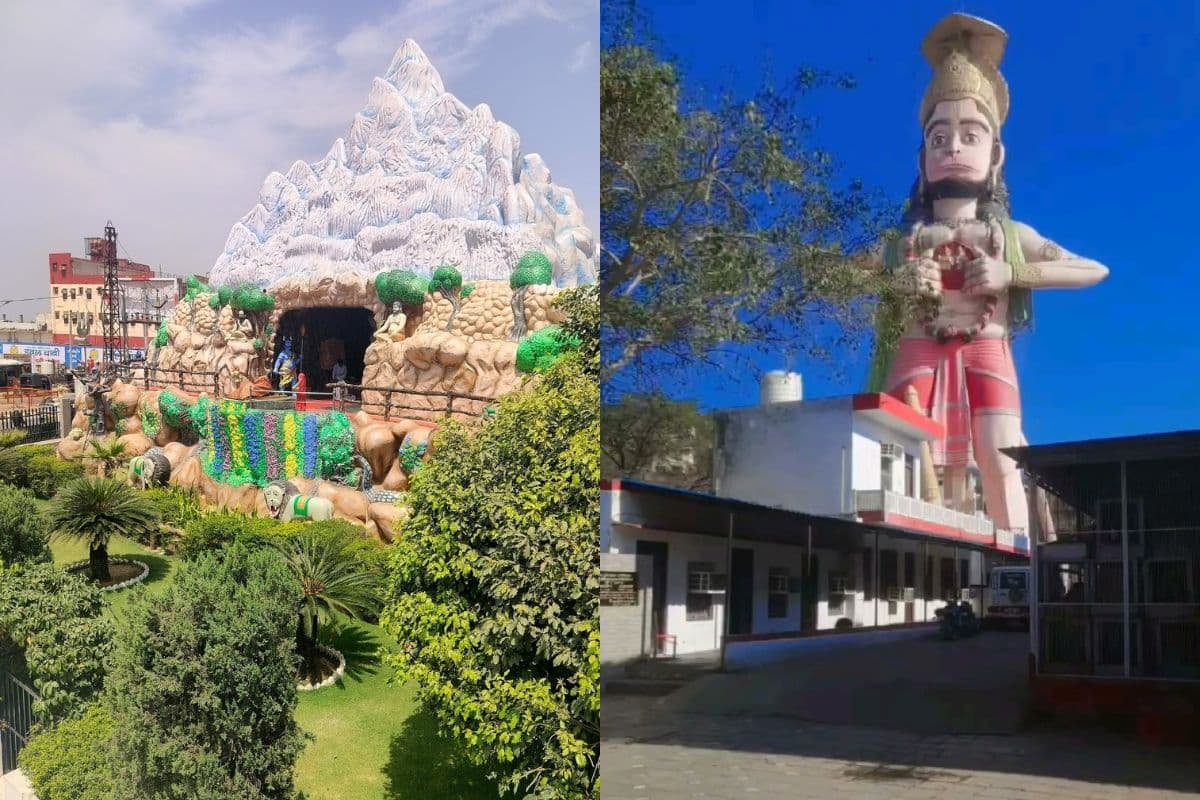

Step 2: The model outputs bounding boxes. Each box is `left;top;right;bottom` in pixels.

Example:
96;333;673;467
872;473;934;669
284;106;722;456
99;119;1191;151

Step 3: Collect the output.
935;599;980;640
18;372;51;390
984;565;1031;629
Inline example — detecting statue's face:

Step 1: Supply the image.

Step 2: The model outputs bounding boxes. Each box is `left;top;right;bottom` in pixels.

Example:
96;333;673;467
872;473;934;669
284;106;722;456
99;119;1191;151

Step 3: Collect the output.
922;99;996;184
264;484;283;512
392;302;402;313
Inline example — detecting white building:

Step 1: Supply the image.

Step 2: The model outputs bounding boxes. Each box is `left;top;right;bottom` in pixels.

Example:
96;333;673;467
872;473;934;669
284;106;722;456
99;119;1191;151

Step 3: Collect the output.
600;390;1030;660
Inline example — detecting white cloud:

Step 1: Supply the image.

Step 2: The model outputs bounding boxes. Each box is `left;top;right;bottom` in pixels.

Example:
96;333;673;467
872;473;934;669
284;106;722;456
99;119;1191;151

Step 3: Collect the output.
0;0;597;316
569;40;594;73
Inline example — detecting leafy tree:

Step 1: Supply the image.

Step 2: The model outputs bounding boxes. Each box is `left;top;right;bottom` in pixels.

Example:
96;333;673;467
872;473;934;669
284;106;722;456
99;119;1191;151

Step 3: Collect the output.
47;477;159;582
429;264;465;330
600;2;886;387
217;285;234;307
552;285;600;376
509;251;554;340
601;393;714;491
19;704;115;800
381;348;599;799
107;549;303;800
0;563;113;724
81;438;127;478
0;484;50;565
375;269;430;309
271;526;382;682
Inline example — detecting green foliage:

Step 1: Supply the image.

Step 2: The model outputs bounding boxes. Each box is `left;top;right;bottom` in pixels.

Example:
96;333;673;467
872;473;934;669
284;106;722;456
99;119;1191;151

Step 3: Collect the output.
0;563;113;724
0;484;50;565
511;250;553;289
207;294;220;309
397;440;427;474
217;285;234;306
429;264;464;295
142;486;203;529
381;353;599;799
271;527;383;681
461;282;476;299
552;286;600;377
516;325;582;374
178;511;311;560
232;283;275;312
47;478;160;580
316;411;355;478
158;389;192;430
0;445;86;500
83;438;128;476
154;325;169;348
20;704;115;800
183;275;211;303
253;337;264;350
600;5;885;384
106;550;304;800
602;392;714;491
140;404;161;438
375;270;430;307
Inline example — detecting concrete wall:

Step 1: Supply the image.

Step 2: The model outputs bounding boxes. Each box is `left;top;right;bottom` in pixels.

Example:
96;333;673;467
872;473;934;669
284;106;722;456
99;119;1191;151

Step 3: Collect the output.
714;400;852;517
599;553;653;681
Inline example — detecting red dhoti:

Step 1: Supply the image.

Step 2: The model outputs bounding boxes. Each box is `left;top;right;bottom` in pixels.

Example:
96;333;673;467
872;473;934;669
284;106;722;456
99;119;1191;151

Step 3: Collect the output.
884;337;1021;469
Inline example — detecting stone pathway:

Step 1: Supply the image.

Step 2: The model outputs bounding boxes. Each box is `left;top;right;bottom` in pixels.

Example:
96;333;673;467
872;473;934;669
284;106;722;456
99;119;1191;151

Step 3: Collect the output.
602;694;1200;799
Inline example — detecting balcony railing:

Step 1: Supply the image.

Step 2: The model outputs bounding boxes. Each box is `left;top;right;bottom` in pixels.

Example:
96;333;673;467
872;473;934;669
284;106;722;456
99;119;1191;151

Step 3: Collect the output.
854;489;1005;544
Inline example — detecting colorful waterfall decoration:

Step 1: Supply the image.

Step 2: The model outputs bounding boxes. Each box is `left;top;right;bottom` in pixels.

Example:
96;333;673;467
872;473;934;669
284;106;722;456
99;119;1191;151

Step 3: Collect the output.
191;396;355;487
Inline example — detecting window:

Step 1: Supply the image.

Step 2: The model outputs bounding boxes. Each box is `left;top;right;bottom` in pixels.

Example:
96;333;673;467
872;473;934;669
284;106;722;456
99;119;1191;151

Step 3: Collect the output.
1045;563;1086;603
54;311;60;320
904;454;915;497
940;557;956;600
881;454;894;493
767;568;788;618
959;559;970;593
686;561;721;621
85;289;92;300
862;548;874;601
924;555;934;599
1094;562;1126;604
880;550;899;596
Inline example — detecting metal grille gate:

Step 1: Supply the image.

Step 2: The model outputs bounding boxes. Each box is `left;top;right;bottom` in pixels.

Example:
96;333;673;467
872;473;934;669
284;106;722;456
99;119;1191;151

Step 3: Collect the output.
0;671;38;773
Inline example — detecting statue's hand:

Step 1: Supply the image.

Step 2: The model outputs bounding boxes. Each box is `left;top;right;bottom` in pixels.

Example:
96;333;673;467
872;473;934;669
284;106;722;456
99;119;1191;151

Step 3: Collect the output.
902;258;942;298
963;254;1011;296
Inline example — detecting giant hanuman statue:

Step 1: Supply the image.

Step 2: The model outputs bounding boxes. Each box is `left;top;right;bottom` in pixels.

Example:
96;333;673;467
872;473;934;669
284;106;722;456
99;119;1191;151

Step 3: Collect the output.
866;14;1108;538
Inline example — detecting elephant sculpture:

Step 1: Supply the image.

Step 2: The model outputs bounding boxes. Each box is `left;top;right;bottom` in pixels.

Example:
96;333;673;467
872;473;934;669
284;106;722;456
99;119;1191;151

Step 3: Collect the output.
128;447;171;489
263;480;335;522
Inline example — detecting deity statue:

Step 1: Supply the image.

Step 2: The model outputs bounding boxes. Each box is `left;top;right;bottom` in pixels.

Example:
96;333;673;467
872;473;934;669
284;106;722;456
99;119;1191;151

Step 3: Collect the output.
273;336;300;391
229;310;253;341
866;14;1108;537
373;301;408;345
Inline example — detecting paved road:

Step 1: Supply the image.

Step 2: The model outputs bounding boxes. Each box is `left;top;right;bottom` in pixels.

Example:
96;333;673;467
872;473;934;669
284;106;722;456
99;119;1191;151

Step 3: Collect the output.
602;632;1200;798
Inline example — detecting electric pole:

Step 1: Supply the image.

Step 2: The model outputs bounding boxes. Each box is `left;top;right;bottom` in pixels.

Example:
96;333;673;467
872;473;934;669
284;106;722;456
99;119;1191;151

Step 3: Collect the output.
101;222;126;367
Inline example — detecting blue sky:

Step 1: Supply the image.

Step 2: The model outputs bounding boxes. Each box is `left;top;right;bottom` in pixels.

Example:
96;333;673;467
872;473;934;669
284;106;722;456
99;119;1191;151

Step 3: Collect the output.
0;0;597;315
625;0;1200;445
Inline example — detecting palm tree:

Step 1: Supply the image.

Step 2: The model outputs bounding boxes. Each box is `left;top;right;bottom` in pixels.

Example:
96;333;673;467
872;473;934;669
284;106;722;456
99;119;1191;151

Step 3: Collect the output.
47;477;159;582
272;528;381;682
82;438;127;478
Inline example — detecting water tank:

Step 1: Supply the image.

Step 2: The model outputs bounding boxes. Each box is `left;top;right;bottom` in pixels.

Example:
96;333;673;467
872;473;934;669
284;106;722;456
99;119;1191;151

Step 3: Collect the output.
760;370;802;405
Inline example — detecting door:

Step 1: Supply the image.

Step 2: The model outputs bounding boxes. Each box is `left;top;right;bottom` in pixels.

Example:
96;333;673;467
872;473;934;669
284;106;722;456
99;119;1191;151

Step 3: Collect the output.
801;554;820;632
636;540;669;650
729;547;755;636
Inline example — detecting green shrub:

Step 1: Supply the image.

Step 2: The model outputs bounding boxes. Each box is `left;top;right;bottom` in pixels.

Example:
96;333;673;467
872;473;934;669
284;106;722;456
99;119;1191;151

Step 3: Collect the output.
153;325;169;348
461;282;476;299
142;486;203;528
20;704;114;800
231;283;275;312
0;446;85;500
516;325;582;374
0;484;50;566
178;512;251;560
0;563;113;725
107;550;303;799
381;352;599;798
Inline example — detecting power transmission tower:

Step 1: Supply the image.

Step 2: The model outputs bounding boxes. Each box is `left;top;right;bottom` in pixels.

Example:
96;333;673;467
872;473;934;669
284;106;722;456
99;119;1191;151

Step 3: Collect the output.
102;222;126;367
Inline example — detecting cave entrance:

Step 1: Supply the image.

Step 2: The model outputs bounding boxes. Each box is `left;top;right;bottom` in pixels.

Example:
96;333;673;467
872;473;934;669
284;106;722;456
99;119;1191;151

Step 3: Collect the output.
272;307;375;396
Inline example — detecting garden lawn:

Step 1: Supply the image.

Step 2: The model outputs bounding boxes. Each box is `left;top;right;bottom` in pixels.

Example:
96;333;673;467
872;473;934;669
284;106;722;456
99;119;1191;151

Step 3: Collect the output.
47;531;495;799
294;619;499;800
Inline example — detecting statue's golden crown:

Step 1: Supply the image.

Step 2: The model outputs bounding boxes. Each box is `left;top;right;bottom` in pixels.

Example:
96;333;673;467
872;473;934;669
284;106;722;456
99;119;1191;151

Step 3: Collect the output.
919;13;1009;128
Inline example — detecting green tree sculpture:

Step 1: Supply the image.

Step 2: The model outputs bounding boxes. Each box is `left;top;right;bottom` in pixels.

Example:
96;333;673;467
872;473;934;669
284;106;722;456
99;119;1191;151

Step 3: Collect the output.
509;251;553;340
375;270;430;310
106;549;303;800
271;524;382;683
47;478;159;582
429;264;465;330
